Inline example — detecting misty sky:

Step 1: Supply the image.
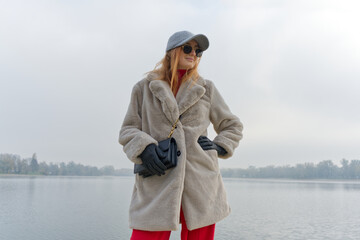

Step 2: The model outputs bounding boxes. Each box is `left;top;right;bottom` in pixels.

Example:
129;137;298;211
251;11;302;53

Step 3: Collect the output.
1;0;360;169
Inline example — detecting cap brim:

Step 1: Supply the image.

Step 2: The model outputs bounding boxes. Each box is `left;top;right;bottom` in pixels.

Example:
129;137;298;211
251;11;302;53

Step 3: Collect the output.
169;34;209;52
188;34;209;51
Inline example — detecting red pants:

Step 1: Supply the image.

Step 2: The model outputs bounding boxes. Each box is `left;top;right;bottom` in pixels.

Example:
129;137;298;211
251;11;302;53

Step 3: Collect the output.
130;208;215;240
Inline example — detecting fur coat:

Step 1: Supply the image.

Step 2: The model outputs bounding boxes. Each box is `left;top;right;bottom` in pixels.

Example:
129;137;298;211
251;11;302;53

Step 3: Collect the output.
119;73;243;231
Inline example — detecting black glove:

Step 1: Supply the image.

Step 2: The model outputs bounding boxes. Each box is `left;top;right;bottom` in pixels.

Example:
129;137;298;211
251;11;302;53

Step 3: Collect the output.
139;144;167;176
197;136;227;156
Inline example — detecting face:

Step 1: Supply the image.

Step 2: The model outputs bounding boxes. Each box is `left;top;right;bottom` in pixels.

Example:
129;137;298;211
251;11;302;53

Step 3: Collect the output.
178;40;200;70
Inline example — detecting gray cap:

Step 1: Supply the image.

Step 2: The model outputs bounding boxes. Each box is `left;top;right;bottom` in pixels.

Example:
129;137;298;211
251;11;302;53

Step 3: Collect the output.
166;30;209;53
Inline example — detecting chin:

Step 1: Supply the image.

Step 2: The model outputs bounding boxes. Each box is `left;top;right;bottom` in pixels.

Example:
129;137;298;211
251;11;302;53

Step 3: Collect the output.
186;64;195;69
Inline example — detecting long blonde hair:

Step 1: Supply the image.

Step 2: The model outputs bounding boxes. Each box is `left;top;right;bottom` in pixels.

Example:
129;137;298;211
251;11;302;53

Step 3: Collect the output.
150;47;201;95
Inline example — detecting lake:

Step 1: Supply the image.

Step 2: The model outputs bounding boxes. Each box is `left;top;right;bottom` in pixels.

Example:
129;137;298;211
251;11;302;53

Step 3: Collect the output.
1;176;359;240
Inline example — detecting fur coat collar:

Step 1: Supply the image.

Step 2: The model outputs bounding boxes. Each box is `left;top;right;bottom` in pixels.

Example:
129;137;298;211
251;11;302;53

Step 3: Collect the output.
148;74;206;123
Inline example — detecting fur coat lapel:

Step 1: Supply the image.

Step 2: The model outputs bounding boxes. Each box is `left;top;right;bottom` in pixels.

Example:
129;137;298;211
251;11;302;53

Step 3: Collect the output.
149;80;179;124
176;77;206;115
149;76;206;123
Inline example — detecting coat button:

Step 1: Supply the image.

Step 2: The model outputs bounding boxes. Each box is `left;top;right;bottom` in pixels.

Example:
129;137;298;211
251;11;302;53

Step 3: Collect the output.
177;150;181;156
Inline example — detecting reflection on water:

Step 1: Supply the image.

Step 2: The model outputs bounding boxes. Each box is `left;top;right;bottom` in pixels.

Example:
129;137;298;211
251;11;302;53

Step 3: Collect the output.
1;176;359;240
230;178;360;191
221;178;360;240
0;176;133;240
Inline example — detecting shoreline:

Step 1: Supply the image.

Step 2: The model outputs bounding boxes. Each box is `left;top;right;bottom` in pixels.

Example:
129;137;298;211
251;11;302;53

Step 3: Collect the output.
1;174;360;183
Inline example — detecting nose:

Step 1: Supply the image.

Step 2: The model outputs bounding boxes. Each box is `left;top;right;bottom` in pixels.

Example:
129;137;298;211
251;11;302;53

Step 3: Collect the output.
189;48;196;56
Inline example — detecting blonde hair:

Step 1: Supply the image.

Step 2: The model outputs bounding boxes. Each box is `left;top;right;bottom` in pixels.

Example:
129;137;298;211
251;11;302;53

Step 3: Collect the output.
150;47;201;95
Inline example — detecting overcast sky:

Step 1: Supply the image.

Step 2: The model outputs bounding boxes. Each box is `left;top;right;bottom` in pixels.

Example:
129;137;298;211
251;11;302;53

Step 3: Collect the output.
1;0;360;169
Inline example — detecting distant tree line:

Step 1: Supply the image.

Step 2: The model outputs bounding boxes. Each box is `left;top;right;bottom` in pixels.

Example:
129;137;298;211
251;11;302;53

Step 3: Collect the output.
221;159;360;179
0;153;132;176
1;153;360;179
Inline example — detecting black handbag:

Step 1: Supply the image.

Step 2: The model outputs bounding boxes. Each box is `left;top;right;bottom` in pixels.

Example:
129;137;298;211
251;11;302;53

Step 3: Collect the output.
134;118;179;178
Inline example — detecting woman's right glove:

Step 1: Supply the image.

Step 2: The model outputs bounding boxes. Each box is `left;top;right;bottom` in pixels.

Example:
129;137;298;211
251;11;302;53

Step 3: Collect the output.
139;143;167;176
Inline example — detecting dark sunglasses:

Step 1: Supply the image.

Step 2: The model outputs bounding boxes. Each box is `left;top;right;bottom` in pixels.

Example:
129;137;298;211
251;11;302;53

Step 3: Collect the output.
182;45;203;57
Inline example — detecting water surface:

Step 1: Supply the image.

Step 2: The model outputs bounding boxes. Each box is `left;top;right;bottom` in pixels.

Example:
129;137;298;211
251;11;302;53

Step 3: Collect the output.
1;176;359;240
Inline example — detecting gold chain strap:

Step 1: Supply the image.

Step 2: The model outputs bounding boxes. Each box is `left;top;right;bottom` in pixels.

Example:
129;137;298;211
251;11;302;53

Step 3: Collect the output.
167;118;180;138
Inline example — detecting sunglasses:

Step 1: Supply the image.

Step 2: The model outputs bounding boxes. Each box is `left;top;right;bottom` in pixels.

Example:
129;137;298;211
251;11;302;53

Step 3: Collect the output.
182;45;203;57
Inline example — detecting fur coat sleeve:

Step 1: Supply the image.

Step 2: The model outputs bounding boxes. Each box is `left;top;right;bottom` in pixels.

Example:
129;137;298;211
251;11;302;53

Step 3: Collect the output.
119;83;158;164
207;81;243;158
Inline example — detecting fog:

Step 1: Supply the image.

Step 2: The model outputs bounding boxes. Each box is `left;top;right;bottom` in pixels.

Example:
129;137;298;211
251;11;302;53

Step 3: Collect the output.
1;0;360;169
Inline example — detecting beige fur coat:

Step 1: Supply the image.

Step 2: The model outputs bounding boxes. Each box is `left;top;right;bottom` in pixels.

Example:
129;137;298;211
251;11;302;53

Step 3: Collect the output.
119;73;243;231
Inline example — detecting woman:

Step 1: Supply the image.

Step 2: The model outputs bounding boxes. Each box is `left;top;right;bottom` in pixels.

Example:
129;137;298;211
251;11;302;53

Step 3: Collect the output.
119;30;243;240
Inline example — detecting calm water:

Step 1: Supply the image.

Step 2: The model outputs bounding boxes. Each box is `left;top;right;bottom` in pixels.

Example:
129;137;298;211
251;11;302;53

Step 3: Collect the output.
1;176;360;240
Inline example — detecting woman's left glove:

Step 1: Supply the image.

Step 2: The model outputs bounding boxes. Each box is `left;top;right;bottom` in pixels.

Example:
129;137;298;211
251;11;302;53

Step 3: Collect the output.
197;136;227;156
